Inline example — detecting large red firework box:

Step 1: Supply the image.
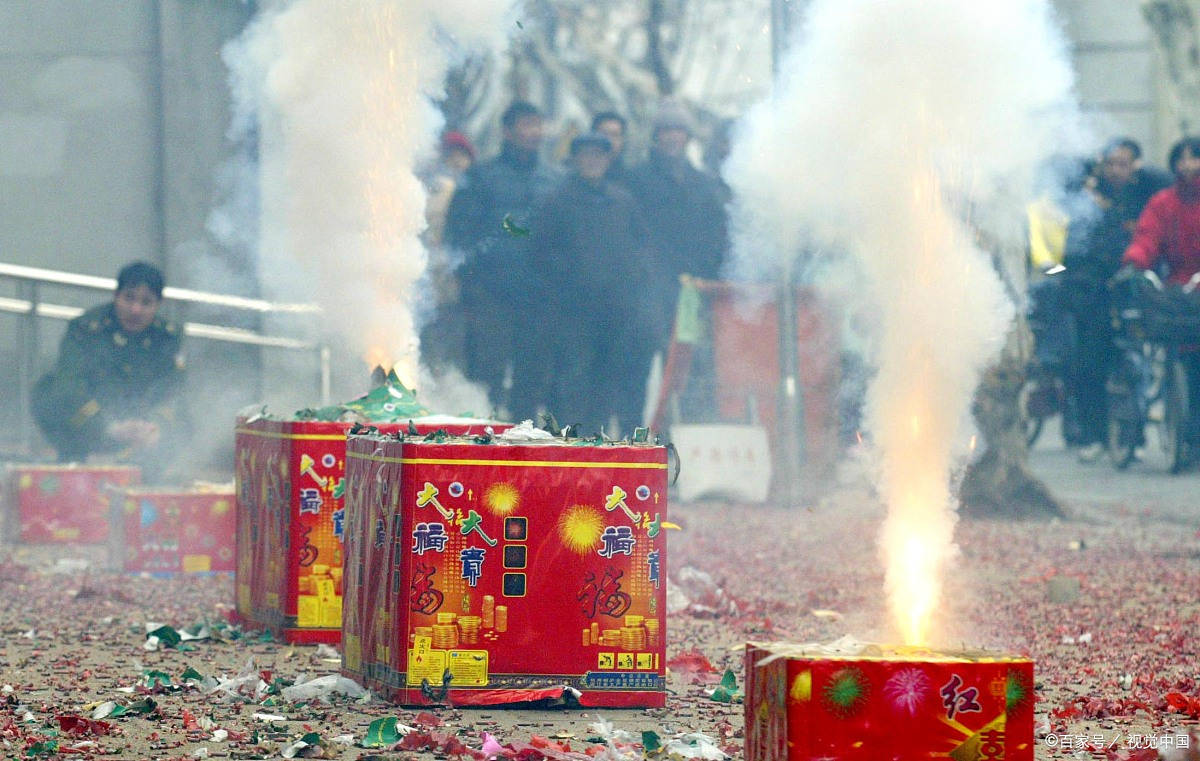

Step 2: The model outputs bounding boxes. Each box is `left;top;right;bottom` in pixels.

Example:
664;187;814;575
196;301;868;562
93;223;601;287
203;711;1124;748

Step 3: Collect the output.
340;432;669;707
745;642;1034;761
234;416;504;644
4;463;140;543
107;485;236;574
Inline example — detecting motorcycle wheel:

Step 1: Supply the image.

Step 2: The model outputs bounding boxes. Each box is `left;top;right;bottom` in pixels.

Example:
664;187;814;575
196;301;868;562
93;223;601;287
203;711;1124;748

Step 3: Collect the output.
1163;358;1190;474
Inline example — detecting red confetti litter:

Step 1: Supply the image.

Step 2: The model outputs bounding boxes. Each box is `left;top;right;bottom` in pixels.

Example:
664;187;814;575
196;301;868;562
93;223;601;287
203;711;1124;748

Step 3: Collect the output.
56;715;112;737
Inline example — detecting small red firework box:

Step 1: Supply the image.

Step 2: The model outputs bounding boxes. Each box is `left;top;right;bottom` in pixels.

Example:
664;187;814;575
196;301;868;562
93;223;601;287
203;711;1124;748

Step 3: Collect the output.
340;433;669;707
4;463;140;543
234;417;503;644
107;485;236;574
745;642;1034;761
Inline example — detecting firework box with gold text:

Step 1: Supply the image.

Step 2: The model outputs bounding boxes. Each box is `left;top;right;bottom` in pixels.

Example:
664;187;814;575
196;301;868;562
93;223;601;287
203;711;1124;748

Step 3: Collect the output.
340;432;669;707
745;641;1034;761
107;484;236;574
4;463;139;543
235;417;504;643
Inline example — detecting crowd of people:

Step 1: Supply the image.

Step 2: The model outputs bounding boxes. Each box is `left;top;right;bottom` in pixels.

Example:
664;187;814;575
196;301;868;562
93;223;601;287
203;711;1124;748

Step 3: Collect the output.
1027;134;1200;465
423;101;730;435
32;100;1200;477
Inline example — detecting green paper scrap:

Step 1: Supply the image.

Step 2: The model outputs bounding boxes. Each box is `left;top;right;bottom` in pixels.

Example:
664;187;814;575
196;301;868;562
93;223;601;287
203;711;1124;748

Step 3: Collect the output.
281;732;326;759
295;369;431;423
642;730;662;754
673;279;704;345
362;717;401;748
146;625;181;649
98;697;157;719
501;213;531;237
142;670;173;689
709;669;743;703
25;740;58;757
180;667;205;684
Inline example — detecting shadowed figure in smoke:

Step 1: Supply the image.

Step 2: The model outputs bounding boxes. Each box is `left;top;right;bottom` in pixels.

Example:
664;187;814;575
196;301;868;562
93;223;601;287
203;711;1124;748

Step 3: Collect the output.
523;132;651;435
445;102;560;419
627;102;728;362
32;262;189;482
1059;138;1171;462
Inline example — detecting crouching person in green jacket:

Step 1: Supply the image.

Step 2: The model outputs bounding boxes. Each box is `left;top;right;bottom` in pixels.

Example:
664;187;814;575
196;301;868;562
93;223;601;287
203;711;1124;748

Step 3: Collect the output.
33;262;188;481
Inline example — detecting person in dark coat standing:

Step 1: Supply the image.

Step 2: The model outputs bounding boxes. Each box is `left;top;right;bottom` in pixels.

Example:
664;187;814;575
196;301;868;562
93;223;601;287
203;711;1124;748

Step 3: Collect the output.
1062;137;1172;462
627;103;728;356
524;133;651;435
32;262;187;480
444;102;559;419
591;111;633;190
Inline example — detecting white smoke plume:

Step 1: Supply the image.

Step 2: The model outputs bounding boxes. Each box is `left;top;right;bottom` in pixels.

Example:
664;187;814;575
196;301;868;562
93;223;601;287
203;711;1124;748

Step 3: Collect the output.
223;0;514;395
724;0;1084;644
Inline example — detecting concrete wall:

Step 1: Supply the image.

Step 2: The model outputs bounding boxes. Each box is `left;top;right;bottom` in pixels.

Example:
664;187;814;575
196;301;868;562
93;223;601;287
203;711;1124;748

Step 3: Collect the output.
0;1;264;463
1054;0;1172;166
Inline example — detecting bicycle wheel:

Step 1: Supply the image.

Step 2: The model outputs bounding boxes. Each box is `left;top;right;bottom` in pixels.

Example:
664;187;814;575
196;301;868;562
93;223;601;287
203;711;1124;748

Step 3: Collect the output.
1018;379;1046;447
1163;358;1190;474
1105;375;1140;470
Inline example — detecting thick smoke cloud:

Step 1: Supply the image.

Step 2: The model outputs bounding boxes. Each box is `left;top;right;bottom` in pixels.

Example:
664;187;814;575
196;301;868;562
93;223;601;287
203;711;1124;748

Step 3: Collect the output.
724;0;1085;644
223;0;513;398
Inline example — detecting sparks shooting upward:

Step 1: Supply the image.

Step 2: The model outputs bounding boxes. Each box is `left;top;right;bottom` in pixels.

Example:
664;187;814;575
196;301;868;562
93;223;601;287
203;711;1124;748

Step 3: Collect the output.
725;0;1082;644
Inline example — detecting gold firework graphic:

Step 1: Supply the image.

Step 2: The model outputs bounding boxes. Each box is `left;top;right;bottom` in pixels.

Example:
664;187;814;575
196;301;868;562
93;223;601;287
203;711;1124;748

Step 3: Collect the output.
483;482;520;516
557;505;604;555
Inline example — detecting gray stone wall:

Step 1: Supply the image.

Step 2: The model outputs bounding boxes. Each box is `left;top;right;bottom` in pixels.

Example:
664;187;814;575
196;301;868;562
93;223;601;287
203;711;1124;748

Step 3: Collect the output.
1054;0;1171;165
0;1;260;462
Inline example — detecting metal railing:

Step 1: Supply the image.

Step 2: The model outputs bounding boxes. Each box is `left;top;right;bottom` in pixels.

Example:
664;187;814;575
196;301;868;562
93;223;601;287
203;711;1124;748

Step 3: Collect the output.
0;262;331;450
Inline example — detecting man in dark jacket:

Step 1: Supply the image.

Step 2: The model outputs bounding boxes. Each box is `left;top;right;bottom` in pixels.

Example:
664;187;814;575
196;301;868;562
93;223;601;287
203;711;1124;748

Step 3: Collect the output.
33;262;186;478
591;111;633;190
627;104;728;355
524;133;650;435
444;102;559;418
1060;138;1171;461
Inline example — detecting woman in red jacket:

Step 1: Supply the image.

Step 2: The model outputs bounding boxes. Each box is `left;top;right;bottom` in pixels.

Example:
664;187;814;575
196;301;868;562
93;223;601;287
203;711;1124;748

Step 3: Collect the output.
1123;136;1200;465
1123;136;1200;283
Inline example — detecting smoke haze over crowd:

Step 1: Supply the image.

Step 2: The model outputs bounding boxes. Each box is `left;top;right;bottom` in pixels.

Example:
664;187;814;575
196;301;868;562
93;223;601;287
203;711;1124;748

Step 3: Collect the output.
724;0;1086;644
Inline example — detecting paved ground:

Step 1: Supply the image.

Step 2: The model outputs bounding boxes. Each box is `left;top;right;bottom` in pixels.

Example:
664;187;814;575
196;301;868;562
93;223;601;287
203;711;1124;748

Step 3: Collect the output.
1;431;1197;760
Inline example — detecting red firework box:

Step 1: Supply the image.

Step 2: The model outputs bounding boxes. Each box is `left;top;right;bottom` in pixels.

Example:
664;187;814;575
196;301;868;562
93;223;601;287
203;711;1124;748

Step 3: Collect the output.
107;485;236;574
340;432;669;707
234;417;504;644
4;463;140;543
745;642;1034;761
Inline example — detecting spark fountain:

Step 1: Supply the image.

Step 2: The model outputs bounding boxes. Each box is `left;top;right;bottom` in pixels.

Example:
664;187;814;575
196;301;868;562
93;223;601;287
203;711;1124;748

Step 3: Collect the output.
732;0;1084;757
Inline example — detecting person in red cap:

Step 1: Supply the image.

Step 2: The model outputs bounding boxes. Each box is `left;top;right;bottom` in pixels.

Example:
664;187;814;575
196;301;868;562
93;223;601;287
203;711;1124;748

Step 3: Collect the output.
426;130;477;248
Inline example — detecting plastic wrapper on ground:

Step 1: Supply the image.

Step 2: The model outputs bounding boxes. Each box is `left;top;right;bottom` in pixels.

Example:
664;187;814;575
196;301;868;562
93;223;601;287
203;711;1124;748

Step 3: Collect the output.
340;433;669;707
